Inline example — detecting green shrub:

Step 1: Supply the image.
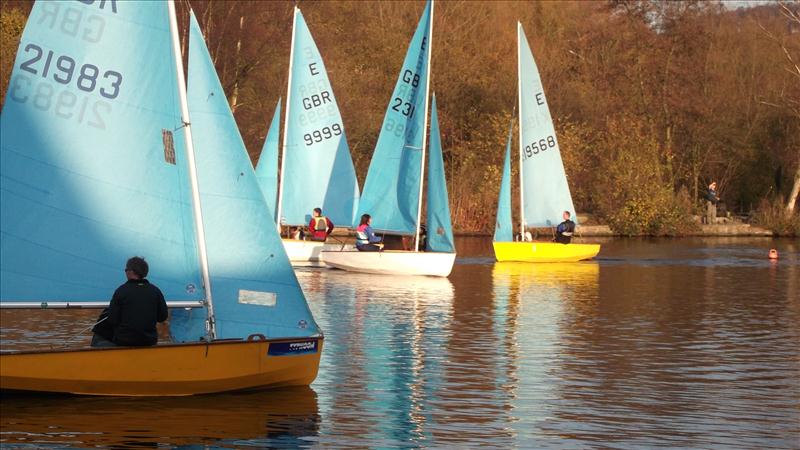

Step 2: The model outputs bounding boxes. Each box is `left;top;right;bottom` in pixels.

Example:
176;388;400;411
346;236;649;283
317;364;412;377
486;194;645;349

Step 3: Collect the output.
753;198;800;236
593;115;697;236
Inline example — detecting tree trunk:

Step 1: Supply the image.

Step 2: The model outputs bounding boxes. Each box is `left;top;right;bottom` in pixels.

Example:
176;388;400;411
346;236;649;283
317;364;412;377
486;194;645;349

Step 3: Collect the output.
230;15;244;113
787;165;800;216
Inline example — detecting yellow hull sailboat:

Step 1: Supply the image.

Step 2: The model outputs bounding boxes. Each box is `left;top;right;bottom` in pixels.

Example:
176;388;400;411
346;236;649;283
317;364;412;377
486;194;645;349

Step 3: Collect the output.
0;2;322;395
1;338;322;396
491;22;601;262
493;242;600;263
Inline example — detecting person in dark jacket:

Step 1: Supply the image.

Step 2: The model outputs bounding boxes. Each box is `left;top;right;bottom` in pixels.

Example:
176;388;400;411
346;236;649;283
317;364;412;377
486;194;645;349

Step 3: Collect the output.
554;210;576;244
705;181;720;224
91;256;168;347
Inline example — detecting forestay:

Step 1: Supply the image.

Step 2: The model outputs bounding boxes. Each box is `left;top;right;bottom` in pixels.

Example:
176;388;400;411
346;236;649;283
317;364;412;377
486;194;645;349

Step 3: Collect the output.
425;95;454;253
494;120;514;242
518;23;577;228
356;0;432;234
254;98;281;221
170;12;319;341
278;7;359;227
0;1;203;303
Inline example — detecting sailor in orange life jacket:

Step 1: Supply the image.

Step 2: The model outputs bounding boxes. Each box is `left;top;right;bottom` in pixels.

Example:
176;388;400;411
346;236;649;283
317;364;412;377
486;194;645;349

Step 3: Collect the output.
355;213;383;251
308;207;334;242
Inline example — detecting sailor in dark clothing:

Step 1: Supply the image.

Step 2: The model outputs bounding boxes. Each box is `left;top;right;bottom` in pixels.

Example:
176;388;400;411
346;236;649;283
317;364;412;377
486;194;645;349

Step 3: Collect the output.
91;256;168;347
554;210;576;244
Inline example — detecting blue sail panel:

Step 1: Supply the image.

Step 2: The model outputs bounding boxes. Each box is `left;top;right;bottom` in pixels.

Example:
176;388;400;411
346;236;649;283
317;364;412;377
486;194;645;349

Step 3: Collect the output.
279;8;359;227
494;120;514;242
255;98;281;222
425;96;454;253
0;1;202;302
518;23;577;228
356;0;432;234
171;12;320;341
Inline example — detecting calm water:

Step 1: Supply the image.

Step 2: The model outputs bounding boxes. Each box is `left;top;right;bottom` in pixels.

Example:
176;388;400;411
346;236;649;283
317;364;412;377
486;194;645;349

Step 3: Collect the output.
1;237;798;448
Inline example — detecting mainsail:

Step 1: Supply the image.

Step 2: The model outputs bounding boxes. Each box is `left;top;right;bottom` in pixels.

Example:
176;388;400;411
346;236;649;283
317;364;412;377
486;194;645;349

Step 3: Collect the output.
356;0;433;234
425;95;454;253
0;1;203;302
518;23;576;228
276;7;359;228
255;98;281;221
171;12;320;341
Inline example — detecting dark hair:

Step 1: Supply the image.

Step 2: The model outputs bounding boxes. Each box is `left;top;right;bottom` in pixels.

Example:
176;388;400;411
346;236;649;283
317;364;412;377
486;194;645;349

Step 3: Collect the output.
563;211;571;217
126;256;148;278
359;214;371;226
314;207;322;215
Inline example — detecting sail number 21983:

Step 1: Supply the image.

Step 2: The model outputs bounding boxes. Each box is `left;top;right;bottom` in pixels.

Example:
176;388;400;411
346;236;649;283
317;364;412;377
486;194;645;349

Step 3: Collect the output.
18;43;122;99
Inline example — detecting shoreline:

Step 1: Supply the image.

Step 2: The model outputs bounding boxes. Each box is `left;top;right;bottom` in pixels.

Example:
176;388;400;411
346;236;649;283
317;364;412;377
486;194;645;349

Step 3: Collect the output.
454;224;775;237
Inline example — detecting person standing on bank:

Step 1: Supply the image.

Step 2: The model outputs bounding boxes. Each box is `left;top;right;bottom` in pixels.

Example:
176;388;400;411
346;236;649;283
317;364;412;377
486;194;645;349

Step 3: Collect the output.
705;181;720;224
555;210;576;244
355;214;383;251
308;207;334;242
91;256;168;347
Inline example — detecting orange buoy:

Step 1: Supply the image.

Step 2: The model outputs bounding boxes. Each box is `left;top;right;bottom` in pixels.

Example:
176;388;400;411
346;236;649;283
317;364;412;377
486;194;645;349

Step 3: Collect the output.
768;249;778;259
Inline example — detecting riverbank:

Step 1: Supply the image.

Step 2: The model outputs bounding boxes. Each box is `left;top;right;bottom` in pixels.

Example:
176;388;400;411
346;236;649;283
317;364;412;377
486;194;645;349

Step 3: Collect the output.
576;224;774;237
454;223;775;237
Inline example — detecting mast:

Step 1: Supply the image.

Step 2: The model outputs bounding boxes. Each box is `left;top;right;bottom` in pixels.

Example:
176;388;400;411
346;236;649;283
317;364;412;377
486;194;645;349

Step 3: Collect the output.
414;0;434;252
167;1;216;340
516;22;525;239
275;6;299;232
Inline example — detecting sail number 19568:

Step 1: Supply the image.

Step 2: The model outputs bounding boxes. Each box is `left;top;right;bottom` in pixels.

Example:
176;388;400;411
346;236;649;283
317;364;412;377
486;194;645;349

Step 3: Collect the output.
522;135;556;160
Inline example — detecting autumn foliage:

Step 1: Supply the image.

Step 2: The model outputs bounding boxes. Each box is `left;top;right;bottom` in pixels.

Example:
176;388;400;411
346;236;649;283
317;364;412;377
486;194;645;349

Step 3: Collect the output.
1;0;798;235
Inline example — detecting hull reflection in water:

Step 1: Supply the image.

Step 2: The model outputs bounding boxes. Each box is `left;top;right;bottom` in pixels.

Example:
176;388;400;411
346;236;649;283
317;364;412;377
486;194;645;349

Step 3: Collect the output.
0;387;319;447
492;261;600;288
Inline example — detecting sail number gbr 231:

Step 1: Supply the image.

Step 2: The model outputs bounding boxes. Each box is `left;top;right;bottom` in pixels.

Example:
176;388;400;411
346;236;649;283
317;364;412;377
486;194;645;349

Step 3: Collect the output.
522;135;556;161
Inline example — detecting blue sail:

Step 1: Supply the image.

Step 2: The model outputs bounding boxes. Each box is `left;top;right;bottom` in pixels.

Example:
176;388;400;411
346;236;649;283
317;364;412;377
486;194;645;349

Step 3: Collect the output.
170;12;320;341
494;120;514;242
356;0;432;234
255;98;281;222
278;7;359;227
0;1;203;302
518;23;577;227
425;95;454;253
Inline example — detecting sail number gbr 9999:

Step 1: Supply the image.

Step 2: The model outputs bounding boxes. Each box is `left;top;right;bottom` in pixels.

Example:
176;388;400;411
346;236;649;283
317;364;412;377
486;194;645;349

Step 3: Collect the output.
522;135;556;161
303;123;342;146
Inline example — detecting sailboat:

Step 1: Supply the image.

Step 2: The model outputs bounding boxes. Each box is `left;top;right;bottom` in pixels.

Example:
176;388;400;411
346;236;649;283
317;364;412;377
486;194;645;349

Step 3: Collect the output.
255;7;360;266
0;1;322;396
321;1;456;277
492;23;600;263
255;97;281;221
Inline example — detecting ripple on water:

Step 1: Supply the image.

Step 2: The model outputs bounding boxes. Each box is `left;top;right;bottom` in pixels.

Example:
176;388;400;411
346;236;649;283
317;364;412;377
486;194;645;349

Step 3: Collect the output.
1;238;799;448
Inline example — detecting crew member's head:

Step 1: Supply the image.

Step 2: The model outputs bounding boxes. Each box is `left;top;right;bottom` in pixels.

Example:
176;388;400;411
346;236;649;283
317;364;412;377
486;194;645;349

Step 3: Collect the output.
125;256;148;280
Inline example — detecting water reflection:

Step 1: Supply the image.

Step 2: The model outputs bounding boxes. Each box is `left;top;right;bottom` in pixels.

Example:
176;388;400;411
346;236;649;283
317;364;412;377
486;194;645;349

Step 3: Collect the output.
296;269;455;447
0;387;319;448
1;238;798;448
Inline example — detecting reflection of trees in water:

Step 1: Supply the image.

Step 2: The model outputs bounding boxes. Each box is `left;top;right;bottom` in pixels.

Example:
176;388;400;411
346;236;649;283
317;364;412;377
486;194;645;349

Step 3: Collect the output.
546;259;799;447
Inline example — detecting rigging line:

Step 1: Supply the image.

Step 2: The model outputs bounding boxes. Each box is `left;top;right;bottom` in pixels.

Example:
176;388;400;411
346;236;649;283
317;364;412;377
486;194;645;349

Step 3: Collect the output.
59;316;108;348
